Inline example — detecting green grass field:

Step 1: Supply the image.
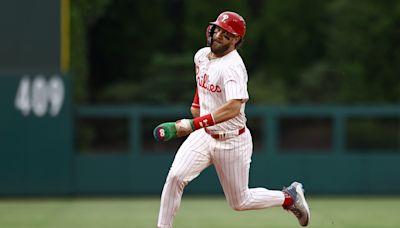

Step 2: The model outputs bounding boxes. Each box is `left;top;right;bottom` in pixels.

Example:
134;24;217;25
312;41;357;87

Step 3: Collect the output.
0;196;399;228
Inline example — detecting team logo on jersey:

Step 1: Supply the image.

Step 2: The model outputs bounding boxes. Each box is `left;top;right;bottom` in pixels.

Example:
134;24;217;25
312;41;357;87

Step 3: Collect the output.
197;74;221;93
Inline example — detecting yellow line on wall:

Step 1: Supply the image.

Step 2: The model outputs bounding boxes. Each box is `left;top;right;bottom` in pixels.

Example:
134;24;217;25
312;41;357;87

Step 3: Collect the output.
60;0;70;73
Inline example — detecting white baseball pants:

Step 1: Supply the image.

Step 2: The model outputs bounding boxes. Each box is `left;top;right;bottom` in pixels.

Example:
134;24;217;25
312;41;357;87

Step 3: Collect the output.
157;128;285;228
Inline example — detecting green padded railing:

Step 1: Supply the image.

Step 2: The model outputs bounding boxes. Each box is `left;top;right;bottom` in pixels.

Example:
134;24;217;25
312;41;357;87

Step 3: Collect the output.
75;105;400;195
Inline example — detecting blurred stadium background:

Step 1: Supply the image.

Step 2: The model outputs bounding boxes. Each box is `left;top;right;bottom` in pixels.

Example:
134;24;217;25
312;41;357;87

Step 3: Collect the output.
0;0;399;227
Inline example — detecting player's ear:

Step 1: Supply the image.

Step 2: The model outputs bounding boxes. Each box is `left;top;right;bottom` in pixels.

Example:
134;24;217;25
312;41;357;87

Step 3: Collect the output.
233;36;242;47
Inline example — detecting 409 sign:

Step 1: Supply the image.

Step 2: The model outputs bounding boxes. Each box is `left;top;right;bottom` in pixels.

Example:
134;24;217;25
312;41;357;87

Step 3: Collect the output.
14;75;65;117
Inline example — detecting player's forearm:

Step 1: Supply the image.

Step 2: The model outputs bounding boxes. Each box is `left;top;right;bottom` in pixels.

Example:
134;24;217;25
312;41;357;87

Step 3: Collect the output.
191;107;200;118
191;99;241;129
211;99;242;124
154;100;242;141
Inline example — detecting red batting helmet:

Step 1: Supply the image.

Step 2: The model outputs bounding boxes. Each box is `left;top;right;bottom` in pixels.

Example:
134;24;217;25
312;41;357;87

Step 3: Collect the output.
210;11;246;38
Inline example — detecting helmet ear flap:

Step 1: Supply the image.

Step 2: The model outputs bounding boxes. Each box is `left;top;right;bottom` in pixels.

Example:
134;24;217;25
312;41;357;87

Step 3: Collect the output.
206;25;216;46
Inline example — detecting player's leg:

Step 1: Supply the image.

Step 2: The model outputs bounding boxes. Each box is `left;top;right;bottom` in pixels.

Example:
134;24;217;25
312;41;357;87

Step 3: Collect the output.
157;130;212;228
213;129;286;211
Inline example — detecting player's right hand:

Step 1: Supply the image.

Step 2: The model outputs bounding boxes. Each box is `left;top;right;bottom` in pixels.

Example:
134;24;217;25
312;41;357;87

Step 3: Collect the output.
153;122;178;142
153;119;195;142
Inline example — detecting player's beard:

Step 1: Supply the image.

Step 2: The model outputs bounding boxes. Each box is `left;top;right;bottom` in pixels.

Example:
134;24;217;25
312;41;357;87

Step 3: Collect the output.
211;40;230;55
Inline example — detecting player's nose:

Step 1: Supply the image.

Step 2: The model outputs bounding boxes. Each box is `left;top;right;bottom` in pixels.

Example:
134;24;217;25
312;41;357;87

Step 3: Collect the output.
214;31;224;41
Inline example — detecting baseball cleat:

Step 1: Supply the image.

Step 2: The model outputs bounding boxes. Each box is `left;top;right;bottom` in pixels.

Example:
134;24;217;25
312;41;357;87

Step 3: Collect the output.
282;182;311;226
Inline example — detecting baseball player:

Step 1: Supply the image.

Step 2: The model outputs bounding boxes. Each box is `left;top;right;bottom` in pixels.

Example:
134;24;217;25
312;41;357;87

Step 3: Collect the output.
153;11;311;228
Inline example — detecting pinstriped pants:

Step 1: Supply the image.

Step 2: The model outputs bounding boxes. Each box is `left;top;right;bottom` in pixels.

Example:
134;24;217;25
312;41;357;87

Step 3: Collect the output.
157;128;285;228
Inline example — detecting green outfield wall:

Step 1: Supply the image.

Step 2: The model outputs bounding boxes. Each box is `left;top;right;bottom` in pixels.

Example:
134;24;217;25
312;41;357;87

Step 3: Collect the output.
0;75;73;195
73;105;400;195
0;0;72;195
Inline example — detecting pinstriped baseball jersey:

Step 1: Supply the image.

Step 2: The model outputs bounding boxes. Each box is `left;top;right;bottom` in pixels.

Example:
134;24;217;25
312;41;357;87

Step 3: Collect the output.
195;47;248;132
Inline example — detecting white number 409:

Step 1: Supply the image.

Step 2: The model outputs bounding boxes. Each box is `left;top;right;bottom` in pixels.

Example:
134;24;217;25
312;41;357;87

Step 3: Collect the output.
14;75;65;117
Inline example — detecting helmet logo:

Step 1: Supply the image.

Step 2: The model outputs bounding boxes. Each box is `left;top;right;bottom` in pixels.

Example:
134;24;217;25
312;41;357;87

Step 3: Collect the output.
221;14;229;22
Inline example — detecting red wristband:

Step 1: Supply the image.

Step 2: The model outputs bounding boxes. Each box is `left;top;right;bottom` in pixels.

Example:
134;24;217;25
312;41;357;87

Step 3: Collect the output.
193;113;215;129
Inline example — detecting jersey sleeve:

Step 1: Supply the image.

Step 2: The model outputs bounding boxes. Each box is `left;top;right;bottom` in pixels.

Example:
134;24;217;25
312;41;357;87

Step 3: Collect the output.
191;88;200;109
193;48;208;109
223;64;249;102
